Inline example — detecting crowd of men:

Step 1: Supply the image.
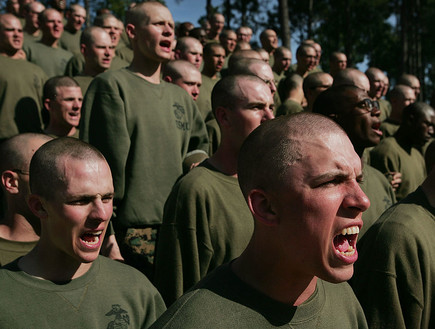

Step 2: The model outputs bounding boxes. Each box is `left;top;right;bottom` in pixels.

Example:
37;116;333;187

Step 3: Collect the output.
0;1;434;328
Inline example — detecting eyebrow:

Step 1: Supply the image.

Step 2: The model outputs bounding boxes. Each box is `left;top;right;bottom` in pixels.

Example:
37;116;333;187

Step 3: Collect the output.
311;170;363;185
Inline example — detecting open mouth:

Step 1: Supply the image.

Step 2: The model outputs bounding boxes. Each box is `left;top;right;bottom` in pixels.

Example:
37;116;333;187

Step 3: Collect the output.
160;40;172;52
80;230;102;247
372;122;382;136
333;226;359;257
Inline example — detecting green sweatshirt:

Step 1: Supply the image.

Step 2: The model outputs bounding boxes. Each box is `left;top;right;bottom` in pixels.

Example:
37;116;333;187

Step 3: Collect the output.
0;56;46;139
0;237;37;266
359;164;396;238
23;41;73;78
352;187;435;329
370;136;426;200
59;29;82;55
151;263;368;328
154;161;253;305
0;255;166;328
80;68;209;227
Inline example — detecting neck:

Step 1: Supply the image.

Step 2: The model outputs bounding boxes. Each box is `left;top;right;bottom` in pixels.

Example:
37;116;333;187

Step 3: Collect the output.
44;124;77;137
208;31;219;41
0;210;39;242
202;66;218;79
24;25;39;36
232;239;317;306
296;66;308;78
207;140;239;176
18;242;92;281
272;66;282;75
394;128;413;150
82;65;106;77
64;25;77;34
40;35;59;48
129;56;162;84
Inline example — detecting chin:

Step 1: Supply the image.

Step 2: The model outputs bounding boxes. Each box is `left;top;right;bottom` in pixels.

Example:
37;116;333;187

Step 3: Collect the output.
324;266;355;283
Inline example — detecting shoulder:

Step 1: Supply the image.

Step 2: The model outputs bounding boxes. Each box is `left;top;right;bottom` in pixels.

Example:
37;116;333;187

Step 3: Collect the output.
98;255;150;281
370;137;399;156
86;69;132;93
360;192;434;250
363;164;389;183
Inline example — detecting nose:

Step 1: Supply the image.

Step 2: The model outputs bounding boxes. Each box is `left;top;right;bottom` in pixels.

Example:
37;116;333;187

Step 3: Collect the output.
89;199;111;222
371;104;380;117
263;107;275;121
428;125;434;136
193;85;199;96
163;23;173;36
73;98;82;109
269;81;277;95
343;182;370;213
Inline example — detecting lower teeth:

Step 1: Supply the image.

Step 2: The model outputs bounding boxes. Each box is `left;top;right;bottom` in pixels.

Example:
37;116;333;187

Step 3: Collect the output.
337;245;355;256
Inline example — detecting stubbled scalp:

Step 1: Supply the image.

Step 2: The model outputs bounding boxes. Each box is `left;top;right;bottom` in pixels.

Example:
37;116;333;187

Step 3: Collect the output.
30;137;107;200
238;113;347;198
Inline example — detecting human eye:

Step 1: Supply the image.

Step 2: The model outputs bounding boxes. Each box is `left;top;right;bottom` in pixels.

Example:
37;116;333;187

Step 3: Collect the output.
315;174;347;188
102;194;114;203
67;197;92;205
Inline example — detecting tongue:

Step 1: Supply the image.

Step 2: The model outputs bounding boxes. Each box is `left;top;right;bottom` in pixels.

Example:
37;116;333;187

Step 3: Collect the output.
334;235;350;252
82;234;96;243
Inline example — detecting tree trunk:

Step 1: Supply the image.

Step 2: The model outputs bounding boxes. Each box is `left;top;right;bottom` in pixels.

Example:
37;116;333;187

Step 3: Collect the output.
279;0;291;48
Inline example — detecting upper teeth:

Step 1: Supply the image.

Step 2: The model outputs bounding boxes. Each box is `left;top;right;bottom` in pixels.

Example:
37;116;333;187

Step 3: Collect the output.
341;226;359;235
88;231;102;236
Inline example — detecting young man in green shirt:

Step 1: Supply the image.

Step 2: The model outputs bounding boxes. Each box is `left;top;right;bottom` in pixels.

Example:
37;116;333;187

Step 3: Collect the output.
24;8;73;78
0;138;165;328
151;113;369;328
80;2;208;278
154;75;274;306
0;13;47;140
370;102;434;200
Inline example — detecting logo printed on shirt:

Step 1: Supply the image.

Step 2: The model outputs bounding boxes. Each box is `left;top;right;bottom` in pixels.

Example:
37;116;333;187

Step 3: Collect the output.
106;304;130;328
173;102;190;131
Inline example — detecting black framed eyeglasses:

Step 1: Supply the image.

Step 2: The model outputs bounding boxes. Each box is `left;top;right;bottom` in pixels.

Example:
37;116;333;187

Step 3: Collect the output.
355;99;379;114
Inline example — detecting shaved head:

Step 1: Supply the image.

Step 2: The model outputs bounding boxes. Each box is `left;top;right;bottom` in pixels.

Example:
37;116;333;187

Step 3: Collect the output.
0;133;52;174
30;138;106;200
238;113;347;198
126;1;167;26
333;68;370;93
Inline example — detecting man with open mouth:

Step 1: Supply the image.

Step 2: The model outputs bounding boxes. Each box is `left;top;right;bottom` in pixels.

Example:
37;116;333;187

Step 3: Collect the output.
150;113;369;328
313;84;396;238
80;1;208;279
0;137;165;328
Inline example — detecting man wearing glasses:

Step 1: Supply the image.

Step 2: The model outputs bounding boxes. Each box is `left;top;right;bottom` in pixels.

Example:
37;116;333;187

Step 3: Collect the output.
313;85;396;238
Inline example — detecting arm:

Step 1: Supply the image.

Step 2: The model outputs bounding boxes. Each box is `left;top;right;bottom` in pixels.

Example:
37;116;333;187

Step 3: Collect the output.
154;174;213;306
80;75;130;210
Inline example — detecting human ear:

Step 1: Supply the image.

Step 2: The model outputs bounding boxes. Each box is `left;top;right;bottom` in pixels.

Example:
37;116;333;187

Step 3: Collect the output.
1;170;19;194
44;98;52;112
247;189;279;226
215;106;230;127
28;195;48;219
163;76;172;83
126;24;135;39
80;43;86;56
